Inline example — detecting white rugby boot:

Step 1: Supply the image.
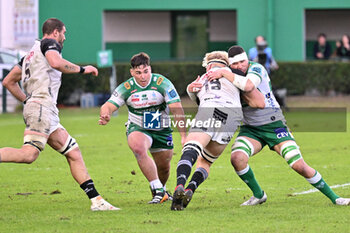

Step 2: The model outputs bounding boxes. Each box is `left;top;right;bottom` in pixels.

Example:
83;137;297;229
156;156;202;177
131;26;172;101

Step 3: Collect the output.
90;196;120;211
335;197;350;206
241;191;267;206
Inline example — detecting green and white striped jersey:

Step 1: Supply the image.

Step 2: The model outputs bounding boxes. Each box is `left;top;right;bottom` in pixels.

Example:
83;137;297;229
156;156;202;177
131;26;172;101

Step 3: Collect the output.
242;61;285;126
108;73;180;129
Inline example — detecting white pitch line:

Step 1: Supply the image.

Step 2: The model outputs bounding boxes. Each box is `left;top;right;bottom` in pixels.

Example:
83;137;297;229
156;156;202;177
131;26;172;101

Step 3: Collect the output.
292;183;350;195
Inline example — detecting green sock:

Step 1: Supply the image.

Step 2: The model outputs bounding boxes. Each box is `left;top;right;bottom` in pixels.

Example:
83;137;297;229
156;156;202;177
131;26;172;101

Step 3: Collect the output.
307;171;339;204
237;165;264;199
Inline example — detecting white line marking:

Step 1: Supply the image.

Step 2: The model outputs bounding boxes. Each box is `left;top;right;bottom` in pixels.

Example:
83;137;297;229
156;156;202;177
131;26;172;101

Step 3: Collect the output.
292;183;350;195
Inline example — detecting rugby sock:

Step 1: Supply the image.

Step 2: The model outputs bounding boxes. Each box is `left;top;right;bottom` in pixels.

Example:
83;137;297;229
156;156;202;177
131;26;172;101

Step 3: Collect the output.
236;165;264;199
176;146;200;187
80;179;100;199
150;179;163;190
176;159;193;187
186;167;208;193
306;171;339;204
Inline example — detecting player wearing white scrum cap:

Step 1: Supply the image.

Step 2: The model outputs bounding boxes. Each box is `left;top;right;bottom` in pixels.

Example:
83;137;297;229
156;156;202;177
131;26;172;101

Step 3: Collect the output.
207;45;350;206
171;50;264;211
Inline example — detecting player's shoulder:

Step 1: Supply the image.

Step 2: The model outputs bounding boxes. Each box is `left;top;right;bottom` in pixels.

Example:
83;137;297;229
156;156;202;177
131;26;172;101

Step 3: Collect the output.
248;61;266;74
40;38;62;53
151;73;172;87
117;77;134;92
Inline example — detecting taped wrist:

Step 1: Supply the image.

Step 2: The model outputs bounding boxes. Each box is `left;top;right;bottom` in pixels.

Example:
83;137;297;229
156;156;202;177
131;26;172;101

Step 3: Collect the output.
232;74;248;90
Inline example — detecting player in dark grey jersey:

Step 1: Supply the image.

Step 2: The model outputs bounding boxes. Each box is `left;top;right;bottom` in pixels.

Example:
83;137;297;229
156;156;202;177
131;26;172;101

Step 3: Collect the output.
1;18;119;211
208;45;350;206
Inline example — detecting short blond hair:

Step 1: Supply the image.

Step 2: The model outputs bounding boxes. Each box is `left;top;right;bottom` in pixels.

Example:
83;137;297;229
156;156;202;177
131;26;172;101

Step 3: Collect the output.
202;51;229;67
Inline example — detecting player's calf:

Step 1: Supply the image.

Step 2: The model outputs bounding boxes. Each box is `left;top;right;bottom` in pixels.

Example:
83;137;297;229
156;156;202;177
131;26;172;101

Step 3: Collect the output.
176;141;202;186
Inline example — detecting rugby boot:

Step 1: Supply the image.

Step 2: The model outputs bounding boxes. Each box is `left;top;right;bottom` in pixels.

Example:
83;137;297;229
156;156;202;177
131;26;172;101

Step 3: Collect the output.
241;191;267;206
171;185;185;211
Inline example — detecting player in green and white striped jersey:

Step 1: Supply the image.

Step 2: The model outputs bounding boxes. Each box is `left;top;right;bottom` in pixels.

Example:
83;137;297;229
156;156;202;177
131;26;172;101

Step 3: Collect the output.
208;45;350;206
100;52;186;204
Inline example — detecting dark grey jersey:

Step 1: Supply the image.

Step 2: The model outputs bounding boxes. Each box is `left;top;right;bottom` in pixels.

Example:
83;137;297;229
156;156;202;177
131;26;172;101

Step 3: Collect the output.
241;62;285;126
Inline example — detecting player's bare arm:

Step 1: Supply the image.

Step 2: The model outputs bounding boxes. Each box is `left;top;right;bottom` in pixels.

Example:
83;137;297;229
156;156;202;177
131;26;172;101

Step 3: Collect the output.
207;69;256;92
45;50;98;76
99;102;118;125
168;102;187;146
242;89;265;109
2;65;26;102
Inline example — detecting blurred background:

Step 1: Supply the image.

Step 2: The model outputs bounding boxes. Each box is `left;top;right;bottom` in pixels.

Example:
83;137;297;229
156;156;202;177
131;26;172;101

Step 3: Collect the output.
1;0;350;111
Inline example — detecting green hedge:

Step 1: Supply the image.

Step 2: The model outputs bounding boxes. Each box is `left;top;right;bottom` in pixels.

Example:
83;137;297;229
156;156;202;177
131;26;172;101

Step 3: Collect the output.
58;61;350;105
270;61;350;95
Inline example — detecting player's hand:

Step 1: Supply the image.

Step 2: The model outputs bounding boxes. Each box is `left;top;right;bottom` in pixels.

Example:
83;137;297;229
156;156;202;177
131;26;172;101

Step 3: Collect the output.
99;114;110;125
207;69;223;81
83;65;98;76
187;76;202;92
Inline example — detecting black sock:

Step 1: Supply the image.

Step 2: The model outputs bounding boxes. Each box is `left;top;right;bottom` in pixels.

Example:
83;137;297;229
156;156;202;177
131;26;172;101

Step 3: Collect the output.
80;179;99;199
186;167;208;193
176;161;192;187
176;148;199;187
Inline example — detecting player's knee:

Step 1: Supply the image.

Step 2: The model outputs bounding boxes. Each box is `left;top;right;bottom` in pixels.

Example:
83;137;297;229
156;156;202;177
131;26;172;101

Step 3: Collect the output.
57;135;79;155
21;146;40;164
231;137;254;161
279;141;303;167
230;151;248;168
181;140;203;165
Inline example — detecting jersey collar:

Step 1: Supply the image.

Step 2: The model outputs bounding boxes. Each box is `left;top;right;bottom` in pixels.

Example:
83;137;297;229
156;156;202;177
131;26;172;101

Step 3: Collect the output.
133;74;152;89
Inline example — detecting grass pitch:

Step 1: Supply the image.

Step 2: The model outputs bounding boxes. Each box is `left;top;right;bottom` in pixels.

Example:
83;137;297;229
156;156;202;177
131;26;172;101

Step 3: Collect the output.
0;103;350;233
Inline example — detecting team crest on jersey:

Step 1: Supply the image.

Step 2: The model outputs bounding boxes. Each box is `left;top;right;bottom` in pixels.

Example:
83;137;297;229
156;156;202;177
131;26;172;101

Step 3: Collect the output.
124;82;131;90
156;77;164;85
167;88;177;100
252;67;261;74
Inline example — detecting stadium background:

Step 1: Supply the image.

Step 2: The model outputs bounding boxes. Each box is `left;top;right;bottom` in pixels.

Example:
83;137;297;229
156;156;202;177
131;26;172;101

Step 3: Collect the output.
1;2;350;232
37;0;350;63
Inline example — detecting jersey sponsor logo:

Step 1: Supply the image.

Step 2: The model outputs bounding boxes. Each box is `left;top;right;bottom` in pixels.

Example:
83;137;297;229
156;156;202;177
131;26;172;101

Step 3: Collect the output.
167;88;178;100
143;110;161;129
142;94;148;100
213;108;228;124
124;82;131;90
151;92;157;99
274;127;289;139
131;89;137;93
156;77;164;85
166;135;173;146
151;87;157;90
131;94;140;102
48;44;57;49
25;51;34;61
133;101;157;107
252;67;262;74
